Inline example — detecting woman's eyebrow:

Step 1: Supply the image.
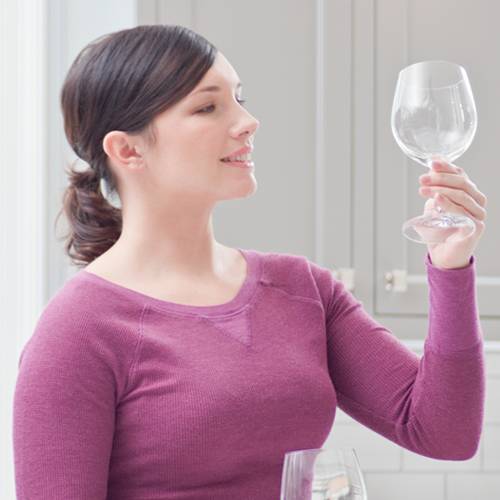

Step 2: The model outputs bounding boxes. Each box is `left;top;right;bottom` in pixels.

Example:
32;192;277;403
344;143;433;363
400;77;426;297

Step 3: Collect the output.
190;82;242;96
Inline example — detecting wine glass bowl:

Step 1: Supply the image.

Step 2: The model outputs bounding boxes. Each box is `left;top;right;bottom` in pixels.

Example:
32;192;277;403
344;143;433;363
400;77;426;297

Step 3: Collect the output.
391;60;478;244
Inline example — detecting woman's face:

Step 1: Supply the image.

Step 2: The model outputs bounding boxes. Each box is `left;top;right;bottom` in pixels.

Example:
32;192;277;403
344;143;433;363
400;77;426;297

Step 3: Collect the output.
140;51;260;206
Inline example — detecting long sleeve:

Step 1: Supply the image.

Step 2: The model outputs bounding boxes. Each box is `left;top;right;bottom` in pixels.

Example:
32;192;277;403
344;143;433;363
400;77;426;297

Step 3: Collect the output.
12;298;137;499
315;252;485;460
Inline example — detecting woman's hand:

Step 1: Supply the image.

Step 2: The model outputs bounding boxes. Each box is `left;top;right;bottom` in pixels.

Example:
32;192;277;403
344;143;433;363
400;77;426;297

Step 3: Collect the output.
418;160;487;270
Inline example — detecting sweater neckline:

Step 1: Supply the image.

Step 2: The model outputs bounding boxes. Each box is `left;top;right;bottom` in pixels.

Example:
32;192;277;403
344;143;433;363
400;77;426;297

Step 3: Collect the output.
77;247;261;317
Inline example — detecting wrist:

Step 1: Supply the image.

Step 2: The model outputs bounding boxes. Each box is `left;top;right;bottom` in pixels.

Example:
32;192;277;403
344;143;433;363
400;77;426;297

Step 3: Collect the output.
428;253;473;270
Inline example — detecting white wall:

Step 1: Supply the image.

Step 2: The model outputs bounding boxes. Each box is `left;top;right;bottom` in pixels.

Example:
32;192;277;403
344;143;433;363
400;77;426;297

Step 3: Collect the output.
3;1;137;498
1;1;47;498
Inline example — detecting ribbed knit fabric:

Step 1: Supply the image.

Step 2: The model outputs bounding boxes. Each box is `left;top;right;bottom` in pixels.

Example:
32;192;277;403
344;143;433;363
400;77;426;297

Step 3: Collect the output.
13;248;485;499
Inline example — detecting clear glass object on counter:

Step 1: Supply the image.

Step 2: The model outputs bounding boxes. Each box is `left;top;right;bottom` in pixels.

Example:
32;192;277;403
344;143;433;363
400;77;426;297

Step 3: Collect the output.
280;447;367;500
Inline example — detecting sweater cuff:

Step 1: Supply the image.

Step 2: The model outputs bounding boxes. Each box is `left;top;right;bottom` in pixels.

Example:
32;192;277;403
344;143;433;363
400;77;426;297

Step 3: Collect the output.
424;252;482;354
426;252;474;270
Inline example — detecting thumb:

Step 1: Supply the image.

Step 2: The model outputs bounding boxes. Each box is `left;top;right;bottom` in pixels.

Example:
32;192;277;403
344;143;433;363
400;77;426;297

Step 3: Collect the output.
423;195;440;216
416;196;441;247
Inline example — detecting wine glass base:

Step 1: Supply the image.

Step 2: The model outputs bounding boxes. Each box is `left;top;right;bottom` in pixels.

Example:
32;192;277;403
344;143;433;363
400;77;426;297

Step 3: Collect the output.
402;212;475;244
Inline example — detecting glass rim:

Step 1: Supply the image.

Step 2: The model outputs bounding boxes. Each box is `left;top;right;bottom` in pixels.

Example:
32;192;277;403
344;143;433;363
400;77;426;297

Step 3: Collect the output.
398;59;469;90
283;446;357;458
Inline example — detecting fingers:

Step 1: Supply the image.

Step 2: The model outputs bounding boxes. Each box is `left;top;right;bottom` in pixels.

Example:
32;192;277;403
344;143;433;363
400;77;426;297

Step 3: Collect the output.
419;161;488;220
419;172;487;208
432;160;462;173
419;185;487;221
437;161;486;205
433;192;486;234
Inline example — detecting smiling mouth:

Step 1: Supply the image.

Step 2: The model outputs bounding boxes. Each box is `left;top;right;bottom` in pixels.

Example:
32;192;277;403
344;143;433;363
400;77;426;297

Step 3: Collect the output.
221;154;252;163
220;158;254;168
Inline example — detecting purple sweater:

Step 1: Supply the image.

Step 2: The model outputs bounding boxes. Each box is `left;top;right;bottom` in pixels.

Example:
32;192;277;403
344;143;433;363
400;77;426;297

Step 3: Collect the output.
13;248;485;499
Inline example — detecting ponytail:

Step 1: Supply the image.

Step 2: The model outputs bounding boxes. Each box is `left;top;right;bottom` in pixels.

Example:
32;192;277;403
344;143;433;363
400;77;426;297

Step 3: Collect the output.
55;159;122;268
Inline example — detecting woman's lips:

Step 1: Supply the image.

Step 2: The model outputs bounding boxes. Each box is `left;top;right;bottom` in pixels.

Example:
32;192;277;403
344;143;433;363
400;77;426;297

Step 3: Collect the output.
220;158;254;169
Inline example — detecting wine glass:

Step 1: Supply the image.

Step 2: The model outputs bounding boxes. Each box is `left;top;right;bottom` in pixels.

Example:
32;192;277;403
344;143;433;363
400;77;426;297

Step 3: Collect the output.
280;447;367;500
391;60;478;244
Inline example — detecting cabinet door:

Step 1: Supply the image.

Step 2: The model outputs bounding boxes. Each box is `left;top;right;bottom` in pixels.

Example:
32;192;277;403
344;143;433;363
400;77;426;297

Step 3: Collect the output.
374;0;499;339
138;0;500;341
140;0;354;285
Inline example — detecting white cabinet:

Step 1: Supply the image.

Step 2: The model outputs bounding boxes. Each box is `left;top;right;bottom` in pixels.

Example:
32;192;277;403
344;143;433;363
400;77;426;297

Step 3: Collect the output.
136;0;500;341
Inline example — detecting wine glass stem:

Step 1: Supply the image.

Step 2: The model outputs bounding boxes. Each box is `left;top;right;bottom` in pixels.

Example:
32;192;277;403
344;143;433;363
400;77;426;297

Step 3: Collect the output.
426;158;444;214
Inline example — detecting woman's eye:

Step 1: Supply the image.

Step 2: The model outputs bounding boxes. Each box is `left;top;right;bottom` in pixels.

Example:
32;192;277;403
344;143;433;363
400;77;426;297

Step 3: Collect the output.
197;105;215;114
196;98;247;114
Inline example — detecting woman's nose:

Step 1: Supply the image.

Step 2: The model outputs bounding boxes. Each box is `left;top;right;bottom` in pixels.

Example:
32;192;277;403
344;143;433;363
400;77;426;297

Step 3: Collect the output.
245;113;260;134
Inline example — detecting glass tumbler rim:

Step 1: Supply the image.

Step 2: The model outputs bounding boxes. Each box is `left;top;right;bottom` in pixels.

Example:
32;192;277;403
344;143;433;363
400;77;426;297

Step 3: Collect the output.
283;446;357;458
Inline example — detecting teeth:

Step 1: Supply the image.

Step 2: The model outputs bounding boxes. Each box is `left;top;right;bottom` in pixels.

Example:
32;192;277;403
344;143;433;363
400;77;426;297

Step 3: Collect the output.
222;153;251;162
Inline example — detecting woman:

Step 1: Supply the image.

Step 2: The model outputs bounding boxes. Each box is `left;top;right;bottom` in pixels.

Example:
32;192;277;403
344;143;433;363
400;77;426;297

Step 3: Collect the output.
13;24;487;499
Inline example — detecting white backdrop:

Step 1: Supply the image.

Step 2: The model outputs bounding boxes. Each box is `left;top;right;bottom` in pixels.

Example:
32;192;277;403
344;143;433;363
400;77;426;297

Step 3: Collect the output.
1;1;136;497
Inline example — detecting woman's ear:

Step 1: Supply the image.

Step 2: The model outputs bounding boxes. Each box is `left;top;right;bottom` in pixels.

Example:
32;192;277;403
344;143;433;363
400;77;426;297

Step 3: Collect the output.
103;130;145;167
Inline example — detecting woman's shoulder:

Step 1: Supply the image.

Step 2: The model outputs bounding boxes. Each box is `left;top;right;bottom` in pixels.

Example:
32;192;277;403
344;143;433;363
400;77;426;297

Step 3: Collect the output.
45;268;146;322
251;247;333;280
248;248;339;307
249;247;315;270
17;271;144;394
21;270;145;363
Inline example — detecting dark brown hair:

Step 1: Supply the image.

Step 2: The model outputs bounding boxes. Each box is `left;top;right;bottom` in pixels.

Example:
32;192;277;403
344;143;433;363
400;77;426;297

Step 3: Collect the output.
55;24;218;268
